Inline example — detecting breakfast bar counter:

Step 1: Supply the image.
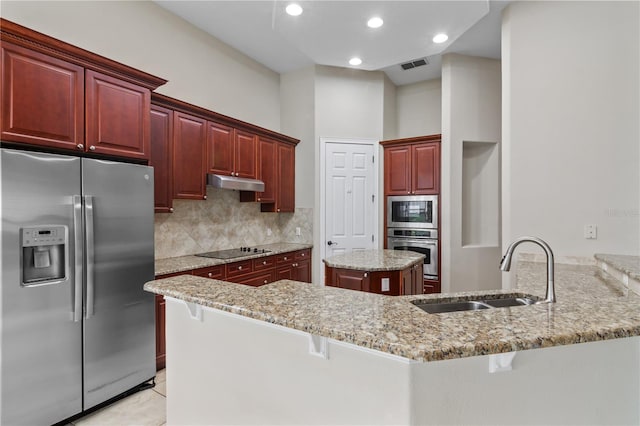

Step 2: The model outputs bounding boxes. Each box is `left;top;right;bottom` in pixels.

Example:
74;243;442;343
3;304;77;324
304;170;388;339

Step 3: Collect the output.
144;259;640;425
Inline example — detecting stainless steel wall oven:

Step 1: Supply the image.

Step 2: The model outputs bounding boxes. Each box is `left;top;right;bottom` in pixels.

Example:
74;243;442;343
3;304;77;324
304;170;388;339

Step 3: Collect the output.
387;228;438;280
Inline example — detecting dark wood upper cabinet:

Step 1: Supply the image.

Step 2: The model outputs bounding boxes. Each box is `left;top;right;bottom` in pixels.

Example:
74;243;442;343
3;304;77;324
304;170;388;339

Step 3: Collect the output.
412;143;440;194
233;129;257;179
0;19;166;161
1;42;84;151
206;121;234;176
150;104;174;213
173;111;207;200
240;136;276;203
151;92;298;210
207;125;257;179
257;137;277;203
262;141;295;213
277;142;296;212
381;135;441;195
383;146;412;195
85;70;151;160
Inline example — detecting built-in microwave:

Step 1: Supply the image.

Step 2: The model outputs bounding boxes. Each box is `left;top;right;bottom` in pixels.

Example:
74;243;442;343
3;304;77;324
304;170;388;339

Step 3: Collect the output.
387;195;438;229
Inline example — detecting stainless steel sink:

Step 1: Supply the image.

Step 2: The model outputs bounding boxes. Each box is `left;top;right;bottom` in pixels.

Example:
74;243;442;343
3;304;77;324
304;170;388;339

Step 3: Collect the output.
414;300;492;314
412;295;538;314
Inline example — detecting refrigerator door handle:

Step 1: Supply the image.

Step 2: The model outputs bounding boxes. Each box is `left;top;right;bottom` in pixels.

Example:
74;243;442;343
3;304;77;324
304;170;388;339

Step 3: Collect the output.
72;195;84;323
84;195;95;319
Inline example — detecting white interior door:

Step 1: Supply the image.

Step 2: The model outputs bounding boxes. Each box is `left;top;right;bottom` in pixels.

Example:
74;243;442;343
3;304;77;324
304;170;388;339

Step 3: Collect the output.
322;139;377;263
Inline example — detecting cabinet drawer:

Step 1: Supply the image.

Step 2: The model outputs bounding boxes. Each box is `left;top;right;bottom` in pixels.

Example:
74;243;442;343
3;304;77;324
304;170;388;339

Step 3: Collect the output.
192;265;225;280
233;270;276;287
295;249;310;261
226;260;253;277
276;252;295;265
253;255;275;271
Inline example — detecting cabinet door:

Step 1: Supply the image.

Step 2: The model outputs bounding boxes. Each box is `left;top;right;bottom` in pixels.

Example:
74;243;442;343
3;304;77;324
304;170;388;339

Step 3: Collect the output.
276;142;295;212
85;70;151;160
334;269;369;292
293;260;311;283
412;143;440;194
1;42;84;151
257;137;277;203
275;265;294;281
384;145;412;195
150;104;173;213
234;129;257;179
173;112;206;199
207;121;234;176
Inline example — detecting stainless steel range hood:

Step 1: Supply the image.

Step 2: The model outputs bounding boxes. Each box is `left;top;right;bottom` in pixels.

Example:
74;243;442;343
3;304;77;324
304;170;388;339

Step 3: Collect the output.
206;173;265;192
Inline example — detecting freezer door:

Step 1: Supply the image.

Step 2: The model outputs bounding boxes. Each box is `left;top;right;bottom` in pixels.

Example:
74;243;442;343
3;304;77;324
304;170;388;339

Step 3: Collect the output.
0;149;83;425
81;158;155;409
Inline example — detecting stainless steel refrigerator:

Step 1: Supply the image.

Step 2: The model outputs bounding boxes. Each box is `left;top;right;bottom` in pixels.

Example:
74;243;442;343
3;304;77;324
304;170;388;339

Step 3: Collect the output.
0;148;156;425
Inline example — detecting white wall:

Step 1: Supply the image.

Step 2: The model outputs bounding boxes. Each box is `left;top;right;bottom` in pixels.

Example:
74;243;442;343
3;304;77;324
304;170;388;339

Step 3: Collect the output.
396;79;442;138
0;1;281;132
280;67;316;209
441;54;502;293
502;1;640;272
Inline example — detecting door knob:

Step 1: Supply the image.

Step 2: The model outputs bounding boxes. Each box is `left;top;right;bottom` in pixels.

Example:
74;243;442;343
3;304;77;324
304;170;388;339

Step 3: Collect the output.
327;240;338;246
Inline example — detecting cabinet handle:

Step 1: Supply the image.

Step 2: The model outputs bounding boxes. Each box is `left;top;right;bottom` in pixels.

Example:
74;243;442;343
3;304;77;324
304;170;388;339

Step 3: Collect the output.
77;144;84;150
364;272;368;278
203;195;207;200
169;208;174;213
277;208;281;212
208;272;213;277
257;198;261;201
262;261;267;265
238;266;243;270
284;256;288;261
263;280;268;284
301;253;305;257
89;145;96;151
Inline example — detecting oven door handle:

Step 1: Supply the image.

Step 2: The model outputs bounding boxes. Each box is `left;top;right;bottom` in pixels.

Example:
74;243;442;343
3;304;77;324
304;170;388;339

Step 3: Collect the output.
389;238;438;246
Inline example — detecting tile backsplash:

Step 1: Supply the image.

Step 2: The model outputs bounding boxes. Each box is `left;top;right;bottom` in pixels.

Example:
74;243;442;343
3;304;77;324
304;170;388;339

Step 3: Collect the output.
154;187;313;259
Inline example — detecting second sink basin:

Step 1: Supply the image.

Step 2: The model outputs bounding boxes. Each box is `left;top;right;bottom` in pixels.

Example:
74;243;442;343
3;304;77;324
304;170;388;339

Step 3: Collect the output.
412;294;538;314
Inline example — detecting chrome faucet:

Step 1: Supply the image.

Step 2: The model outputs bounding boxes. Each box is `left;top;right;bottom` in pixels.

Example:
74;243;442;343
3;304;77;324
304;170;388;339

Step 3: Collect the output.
500;236;556;303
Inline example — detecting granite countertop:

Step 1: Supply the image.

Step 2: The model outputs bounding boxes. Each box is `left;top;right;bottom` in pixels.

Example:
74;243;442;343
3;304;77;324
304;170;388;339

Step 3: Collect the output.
323;249;425;271
145;259;640;362
594;253;640;281
155;242;313;276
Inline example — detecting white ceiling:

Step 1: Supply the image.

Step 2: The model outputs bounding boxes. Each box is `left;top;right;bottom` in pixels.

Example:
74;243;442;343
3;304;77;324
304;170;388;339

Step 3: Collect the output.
154;0;510;86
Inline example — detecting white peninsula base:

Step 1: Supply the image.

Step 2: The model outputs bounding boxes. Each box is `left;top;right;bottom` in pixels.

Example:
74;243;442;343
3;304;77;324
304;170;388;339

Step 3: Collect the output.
165;297;639;425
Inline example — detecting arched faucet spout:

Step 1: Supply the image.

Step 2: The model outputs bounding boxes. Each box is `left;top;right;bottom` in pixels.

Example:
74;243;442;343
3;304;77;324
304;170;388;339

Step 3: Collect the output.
500;236;555;303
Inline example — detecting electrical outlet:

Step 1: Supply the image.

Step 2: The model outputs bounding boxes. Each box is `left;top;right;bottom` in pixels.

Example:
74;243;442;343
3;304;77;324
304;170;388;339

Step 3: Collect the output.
295;227;301;236
584;224;597;239
381;278;390;292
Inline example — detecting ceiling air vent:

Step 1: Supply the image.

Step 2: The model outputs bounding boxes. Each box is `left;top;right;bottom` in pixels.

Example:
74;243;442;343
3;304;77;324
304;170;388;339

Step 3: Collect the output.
400;58;429;71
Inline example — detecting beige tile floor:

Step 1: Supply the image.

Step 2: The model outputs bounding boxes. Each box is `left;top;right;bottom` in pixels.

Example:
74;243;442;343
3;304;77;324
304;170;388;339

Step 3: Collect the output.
70;369;166;426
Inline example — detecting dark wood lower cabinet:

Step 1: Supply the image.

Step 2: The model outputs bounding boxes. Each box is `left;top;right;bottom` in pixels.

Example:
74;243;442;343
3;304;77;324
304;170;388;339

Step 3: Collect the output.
154;248;311;371
325;263;422;296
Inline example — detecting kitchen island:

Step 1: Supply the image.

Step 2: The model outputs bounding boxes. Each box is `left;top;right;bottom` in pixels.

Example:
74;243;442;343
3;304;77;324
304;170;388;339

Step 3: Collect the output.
323;249;424;295
145;258;640;425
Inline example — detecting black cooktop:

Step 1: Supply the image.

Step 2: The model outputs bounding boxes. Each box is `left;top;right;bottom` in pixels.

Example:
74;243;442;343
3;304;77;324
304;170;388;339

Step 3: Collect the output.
195;247;271;260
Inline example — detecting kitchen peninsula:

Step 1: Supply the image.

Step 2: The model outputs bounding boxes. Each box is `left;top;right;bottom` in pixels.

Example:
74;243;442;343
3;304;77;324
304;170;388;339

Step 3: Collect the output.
145;257;640;425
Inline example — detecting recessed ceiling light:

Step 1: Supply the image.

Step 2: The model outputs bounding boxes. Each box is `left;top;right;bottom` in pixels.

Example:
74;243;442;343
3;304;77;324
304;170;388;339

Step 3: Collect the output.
367;17;383;29
349;57;362;66
285;3;303;16
433;33;449;44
